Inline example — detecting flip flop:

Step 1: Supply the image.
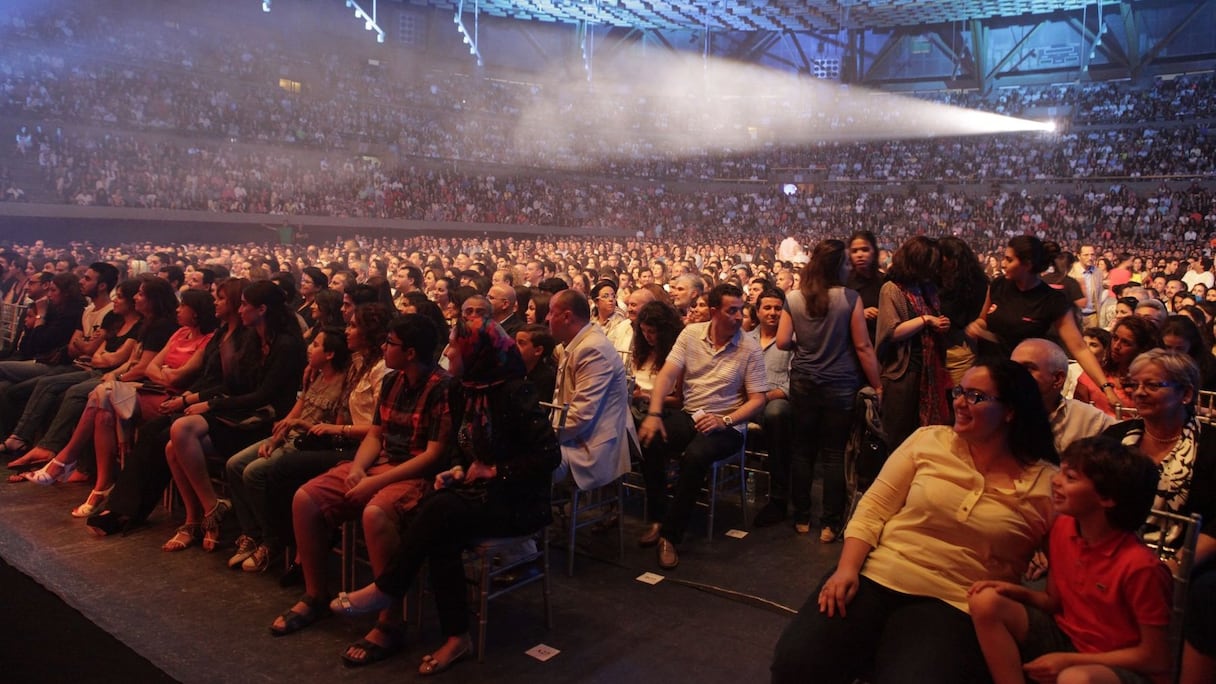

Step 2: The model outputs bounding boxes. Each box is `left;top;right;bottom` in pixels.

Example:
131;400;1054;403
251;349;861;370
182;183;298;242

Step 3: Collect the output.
269;594;332;636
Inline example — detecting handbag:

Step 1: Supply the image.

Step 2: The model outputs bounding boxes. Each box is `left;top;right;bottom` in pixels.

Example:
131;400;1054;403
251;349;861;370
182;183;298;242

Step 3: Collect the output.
212;404;276;430
107;380;140;421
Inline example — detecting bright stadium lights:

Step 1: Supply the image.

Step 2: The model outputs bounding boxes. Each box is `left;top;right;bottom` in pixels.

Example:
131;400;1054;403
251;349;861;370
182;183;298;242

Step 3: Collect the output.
261;0;271;12
342;0;384;44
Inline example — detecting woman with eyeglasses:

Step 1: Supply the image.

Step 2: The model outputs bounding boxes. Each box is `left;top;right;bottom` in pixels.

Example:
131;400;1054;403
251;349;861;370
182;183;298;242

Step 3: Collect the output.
772;358;1057;684
589;280;626;339
1099;350;1216;684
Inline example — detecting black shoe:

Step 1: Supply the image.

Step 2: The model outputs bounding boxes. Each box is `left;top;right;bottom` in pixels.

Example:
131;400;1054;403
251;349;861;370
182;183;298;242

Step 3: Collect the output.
86;510;130;537
279;561;303;588
753;501;788;528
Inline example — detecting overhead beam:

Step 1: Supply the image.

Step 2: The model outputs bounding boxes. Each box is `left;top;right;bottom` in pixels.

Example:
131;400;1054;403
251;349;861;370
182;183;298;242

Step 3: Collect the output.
1139;0;1213;69
985;22;1042;82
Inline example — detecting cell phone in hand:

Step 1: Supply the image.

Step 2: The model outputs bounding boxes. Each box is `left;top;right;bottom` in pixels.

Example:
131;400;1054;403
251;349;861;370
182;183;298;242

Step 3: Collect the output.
691;408;707;422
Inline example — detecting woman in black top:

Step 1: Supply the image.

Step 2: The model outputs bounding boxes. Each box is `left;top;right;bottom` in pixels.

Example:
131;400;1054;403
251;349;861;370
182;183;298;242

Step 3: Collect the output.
163;280;306;552
966;235;1118;407
845;230;882;344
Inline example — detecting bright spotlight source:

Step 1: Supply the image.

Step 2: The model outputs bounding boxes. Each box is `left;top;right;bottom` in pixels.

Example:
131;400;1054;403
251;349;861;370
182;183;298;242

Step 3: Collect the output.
782;184;797;196
261;0;270;12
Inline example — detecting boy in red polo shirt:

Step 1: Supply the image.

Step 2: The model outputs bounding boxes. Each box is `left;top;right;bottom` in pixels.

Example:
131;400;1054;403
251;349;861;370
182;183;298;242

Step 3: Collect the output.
968;436;1172;684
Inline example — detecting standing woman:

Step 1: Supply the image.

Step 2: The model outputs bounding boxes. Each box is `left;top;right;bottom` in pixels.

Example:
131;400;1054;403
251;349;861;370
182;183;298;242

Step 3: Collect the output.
876;236;954;451
297;267;328;330
967;235;1120;408
845;230;882;344
162;280;306;552
937;236;988;384
777;239;882;541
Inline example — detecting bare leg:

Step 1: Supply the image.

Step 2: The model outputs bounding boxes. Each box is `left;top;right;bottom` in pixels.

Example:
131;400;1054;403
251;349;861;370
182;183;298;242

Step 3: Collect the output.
272;489;329;631
92;409;121;490
968;587;1031;684
168;415;219;512
343;504;405;660
165;442;204;525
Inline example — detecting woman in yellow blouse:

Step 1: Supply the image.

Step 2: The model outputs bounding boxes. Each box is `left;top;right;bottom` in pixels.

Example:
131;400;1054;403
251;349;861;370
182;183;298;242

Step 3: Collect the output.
771;358;1058;684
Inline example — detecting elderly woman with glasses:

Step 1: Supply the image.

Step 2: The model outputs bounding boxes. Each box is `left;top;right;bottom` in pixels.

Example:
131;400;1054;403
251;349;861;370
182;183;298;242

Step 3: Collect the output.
1100;350;1216;684
772;358;1058;684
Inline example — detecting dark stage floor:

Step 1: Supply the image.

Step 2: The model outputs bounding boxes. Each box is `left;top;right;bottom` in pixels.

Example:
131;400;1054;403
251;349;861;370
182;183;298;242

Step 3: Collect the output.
0;474;841;683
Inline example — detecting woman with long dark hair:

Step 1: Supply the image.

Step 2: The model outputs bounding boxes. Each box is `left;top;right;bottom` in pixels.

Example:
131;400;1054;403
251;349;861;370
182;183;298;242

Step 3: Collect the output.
296;266;328;330
845;230;882;343
937;237;989;384
772;359;1058;684
775;239;882;541
630;301;685;419
161;280;306;552
967;235;1118;408
877;236;953;451
1074;314;1160;416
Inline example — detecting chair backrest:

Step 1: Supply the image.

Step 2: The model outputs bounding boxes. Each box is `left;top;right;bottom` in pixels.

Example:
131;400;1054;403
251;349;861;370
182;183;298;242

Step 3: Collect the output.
540;401;570;431
1139;508;1203;680
0;301;27;350
1197;390;1216;425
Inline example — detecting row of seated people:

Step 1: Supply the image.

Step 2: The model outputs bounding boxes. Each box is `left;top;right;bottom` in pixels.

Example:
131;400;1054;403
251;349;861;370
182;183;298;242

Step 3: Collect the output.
0;241;1214;681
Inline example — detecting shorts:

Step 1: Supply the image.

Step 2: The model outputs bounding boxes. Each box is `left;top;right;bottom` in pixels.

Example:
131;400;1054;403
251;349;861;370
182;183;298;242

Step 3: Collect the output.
299;460;429;527
1022;605;1153;684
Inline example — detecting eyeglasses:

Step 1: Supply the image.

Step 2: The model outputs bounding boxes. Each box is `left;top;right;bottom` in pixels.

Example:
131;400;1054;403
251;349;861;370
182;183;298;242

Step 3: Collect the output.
950;386;1001;405
462;308;489;317
1121;379;1179;393
383;338;404;348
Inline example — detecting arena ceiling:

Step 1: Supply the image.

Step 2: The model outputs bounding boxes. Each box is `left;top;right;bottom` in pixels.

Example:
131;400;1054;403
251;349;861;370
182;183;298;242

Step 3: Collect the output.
408;0;1114;32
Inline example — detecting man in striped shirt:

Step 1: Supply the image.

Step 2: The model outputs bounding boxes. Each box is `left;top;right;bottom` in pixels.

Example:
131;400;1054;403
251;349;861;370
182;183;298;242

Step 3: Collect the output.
637;283;768;570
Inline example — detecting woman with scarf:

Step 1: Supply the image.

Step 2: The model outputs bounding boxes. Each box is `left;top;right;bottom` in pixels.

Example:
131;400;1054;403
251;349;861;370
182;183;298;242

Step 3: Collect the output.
876;236;954;452
1100;350;1216;684
325;310;559;675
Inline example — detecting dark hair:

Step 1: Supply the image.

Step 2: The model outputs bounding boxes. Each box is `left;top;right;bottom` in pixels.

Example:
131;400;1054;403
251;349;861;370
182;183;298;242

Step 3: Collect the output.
750;288;786;327
113;278;142;308
390;313;440;364
1110;315;1161;370
1161;315;1216;384
887;236;939;285
538;277;569;294
1060;437;1159;532
707;283;744;310
1116;296;1140;311
179;289;219;335
159;265;185;287
345;283;381;307
847;231;879;278
314;326;352;372
1082;326;1112;362
517;323;556;361
88;262;120;291
217;277;247;322
352;302;394;357
799;239;847;318
633;301;684;370
50;272;84;306
300;266;328;293
530;290;552;324
975;358;1058;466
1008;235;1059;275
589;280;616;303
138;275;178;320
312;289;345;330
242;279;299;339
269;271;299;304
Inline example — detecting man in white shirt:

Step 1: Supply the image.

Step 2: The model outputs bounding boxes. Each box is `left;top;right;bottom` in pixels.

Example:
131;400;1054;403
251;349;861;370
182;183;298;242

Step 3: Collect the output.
1012;339;1113;454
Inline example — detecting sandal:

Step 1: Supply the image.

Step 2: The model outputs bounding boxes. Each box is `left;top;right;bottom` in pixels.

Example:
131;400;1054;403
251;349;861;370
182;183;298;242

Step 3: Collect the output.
201;498;231;552
72;486;114;518
23;458;76;486
341;622;407;668
269;594;332;637
0;436;29;458
162;524;201;552
418;638;471;676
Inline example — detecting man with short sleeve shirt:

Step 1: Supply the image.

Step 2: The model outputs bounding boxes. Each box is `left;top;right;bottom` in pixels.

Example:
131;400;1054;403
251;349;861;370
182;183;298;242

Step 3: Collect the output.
637;284;767;569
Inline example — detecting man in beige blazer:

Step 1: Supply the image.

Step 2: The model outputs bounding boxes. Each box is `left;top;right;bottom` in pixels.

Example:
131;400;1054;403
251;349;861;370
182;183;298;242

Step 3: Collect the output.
546;290;637;490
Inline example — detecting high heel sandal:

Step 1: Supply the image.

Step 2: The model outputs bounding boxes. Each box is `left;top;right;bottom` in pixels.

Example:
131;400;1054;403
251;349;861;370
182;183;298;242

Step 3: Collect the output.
201;498;231;552
71;486;114;518
23;459;76;486
162;523;201;552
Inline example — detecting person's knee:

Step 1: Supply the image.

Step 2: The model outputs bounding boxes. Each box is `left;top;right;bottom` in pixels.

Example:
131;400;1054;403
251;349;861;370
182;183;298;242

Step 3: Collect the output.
966;586;1007;624
292;487;319;519
168;416;200;442
362;504;391;534
1055;665;1107;684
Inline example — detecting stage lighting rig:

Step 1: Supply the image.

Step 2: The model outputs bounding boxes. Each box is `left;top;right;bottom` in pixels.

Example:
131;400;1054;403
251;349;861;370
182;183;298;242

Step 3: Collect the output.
454;0;483;67
344;0;385;44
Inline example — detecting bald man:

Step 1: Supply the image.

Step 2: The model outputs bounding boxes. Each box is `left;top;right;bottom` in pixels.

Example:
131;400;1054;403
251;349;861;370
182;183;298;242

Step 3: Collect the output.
488;283;524;335
608;287;657;357
1012;338;1112;454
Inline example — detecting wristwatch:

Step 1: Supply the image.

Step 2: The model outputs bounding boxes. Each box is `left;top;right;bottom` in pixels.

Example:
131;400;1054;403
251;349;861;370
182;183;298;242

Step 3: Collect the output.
722;415;734;427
